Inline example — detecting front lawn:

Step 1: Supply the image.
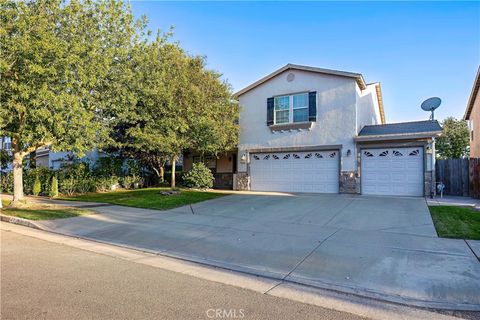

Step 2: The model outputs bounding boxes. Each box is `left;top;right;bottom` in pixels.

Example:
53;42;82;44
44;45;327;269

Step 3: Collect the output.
1;203;94;220
429;206;480;240
59;188;226;210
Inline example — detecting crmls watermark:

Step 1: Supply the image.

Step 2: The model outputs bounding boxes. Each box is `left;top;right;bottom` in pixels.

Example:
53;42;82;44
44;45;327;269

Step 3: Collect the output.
205;308;245;319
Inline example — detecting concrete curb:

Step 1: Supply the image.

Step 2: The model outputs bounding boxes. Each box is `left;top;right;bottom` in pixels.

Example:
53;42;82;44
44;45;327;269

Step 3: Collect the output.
0;220;469;320
0;214;42;230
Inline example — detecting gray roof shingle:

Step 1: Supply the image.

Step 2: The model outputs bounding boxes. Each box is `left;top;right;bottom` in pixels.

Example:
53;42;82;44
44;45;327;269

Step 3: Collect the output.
358;120;442;136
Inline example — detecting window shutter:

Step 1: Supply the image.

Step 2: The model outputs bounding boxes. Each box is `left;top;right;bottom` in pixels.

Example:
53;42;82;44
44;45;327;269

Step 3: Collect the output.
267;97;274;126
308;91;317;122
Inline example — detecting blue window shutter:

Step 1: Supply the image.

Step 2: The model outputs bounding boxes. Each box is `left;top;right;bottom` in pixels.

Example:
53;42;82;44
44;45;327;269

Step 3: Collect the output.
267;97;274;126
308;91;317;122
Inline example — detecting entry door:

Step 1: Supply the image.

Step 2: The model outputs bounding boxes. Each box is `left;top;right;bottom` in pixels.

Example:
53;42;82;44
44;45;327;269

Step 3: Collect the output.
249;151;339;193
361;147;424;196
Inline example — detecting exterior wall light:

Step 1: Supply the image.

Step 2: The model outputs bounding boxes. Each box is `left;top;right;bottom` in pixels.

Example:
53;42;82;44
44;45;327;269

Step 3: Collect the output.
240;153;247;163
346;149;351;157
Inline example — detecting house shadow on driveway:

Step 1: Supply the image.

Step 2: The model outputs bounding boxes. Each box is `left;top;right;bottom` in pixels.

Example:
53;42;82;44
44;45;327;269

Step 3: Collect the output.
36;193;480;311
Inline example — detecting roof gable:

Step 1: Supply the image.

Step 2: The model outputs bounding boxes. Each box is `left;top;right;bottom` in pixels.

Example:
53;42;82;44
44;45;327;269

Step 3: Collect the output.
233;64;367;98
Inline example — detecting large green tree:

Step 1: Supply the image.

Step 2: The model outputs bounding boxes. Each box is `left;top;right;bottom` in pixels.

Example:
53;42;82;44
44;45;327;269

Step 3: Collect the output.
0;0;141;204
436;117;470;159
115;35;239;187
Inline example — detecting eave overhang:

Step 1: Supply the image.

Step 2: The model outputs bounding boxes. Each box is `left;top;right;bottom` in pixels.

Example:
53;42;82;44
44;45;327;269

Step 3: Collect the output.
354;131;442;142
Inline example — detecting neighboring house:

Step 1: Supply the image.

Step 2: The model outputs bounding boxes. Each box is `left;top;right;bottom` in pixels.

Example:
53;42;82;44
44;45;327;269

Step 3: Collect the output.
185;64;442;196
464;66;480;158
35;147;104;170
37;147;184;173
0;137;13;172
0;143;103;172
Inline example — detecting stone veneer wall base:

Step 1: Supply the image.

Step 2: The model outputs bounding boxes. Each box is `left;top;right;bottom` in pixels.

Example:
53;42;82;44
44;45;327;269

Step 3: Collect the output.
233;172;250;191
340;171;359;194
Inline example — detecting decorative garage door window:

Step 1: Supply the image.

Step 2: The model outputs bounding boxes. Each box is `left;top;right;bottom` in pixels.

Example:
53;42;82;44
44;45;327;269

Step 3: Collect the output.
361;147;423;197
362;149;421;158
251;151;338;161
249;150;340;193
409;149;420;156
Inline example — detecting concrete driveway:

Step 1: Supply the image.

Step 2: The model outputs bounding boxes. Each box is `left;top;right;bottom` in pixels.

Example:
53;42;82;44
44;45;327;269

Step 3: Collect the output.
35;194;480;310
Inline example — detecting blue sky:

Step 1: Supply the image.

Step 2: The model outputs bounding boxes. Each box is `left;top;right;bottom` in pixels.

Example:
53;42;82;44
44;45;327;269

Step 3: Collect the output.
131;1;479;123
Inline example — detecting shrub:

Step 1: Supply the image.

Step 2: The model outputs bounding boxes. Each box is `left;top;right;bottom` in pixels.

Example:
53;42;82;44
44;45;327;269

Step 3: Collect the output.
77;177;96;194
125;159;141;176
122;175;142;189
50;176;59;198
183;163;214;189
24;167;55;195
32;176;41;196
60;177;77;196
0;171;13;193
58;162;95;195
93;156;124;178
96;176;119;192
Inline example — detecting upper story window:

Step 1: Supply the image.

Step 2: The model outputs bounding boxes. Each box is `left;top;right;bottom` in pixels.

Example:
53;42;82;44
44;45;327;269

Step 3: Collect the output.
274;96;289;124
274;93;309;124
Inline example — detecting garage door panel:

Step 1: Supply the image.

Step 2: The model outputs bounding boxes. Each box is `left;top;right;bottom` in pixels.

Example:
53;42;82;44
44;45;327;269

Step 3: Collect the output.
361;147;423;197
250;150;339;193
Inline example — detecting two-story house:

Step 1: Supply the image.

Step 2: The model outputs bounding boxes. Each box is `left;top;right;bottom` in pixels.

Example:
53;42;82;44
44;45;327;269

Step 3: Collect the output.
465;66;480;158
185;64;442;196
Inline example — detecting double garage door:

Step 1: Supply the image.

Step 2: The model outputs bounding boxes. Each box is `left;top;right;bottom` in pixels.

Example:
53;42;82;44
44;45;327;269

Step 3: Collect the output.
250;150;339;193
249;147;424;196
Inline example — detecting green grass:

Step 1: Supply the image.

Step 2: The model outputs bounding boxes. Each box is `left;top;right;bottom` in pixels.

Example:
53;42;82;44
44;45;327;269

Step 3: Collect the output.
1;205;94;220
429;206;480;240
59;188;226;210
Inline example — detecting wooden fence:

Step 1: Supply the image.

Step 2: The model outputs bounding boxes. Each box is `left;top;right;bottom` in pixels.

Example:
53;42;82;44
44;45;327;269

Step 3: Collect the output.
435;158;470;196
470;158;480;199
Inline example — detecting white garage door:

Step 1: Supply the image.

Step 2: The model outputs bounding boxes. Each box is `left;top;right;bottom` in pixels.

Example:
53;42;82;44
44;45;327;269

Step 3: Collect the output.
250;150;339;193
361;147;424;196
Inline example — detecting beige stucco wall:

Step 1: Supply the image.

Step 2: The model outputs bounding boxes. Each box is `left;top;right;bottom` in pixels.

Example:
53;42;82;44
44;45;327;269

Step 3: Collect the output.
356;84;382;132
469;92;480;157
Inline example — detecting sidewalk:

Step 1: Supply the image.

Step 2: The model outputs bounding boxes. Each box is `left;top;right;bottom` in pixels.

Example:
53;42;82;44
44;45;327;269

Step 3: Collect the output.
427;196;480;210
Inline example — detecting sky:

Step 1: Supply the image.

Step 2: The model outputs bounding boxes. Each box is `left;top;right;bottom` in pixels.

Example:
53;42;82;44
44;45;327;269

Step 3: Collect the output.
130;1;480;123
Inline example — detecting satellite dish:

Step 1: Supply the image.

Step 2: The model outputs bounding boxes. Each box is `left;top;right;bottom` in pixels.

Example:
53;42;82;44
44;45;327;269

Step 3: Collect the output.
421;97;441;120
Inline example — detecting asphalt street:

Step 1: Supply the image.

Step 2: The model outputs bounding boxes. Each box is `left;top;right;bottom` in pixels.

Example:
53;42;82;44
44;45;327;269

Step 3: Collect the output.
0;229;367;320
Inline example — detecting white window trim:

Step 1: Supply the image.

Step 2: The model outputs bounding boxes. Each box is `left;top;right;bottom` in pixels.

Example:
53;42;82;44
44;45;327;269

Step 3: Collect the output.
273;92;309;125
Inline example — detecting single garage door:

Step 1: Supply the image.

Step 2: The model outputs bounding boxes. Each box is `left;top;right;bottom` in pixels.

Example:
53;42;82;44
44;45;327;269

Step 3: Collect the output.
250;150;339;193
361;147;424;196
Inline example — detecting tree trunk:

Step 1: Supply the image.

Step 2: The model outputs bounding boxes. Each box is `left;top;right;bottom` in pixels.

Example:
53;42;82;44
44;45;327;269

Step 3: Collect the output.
159;166;164;183
152;166;165;184
171;158;176;189
12;152;24;204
